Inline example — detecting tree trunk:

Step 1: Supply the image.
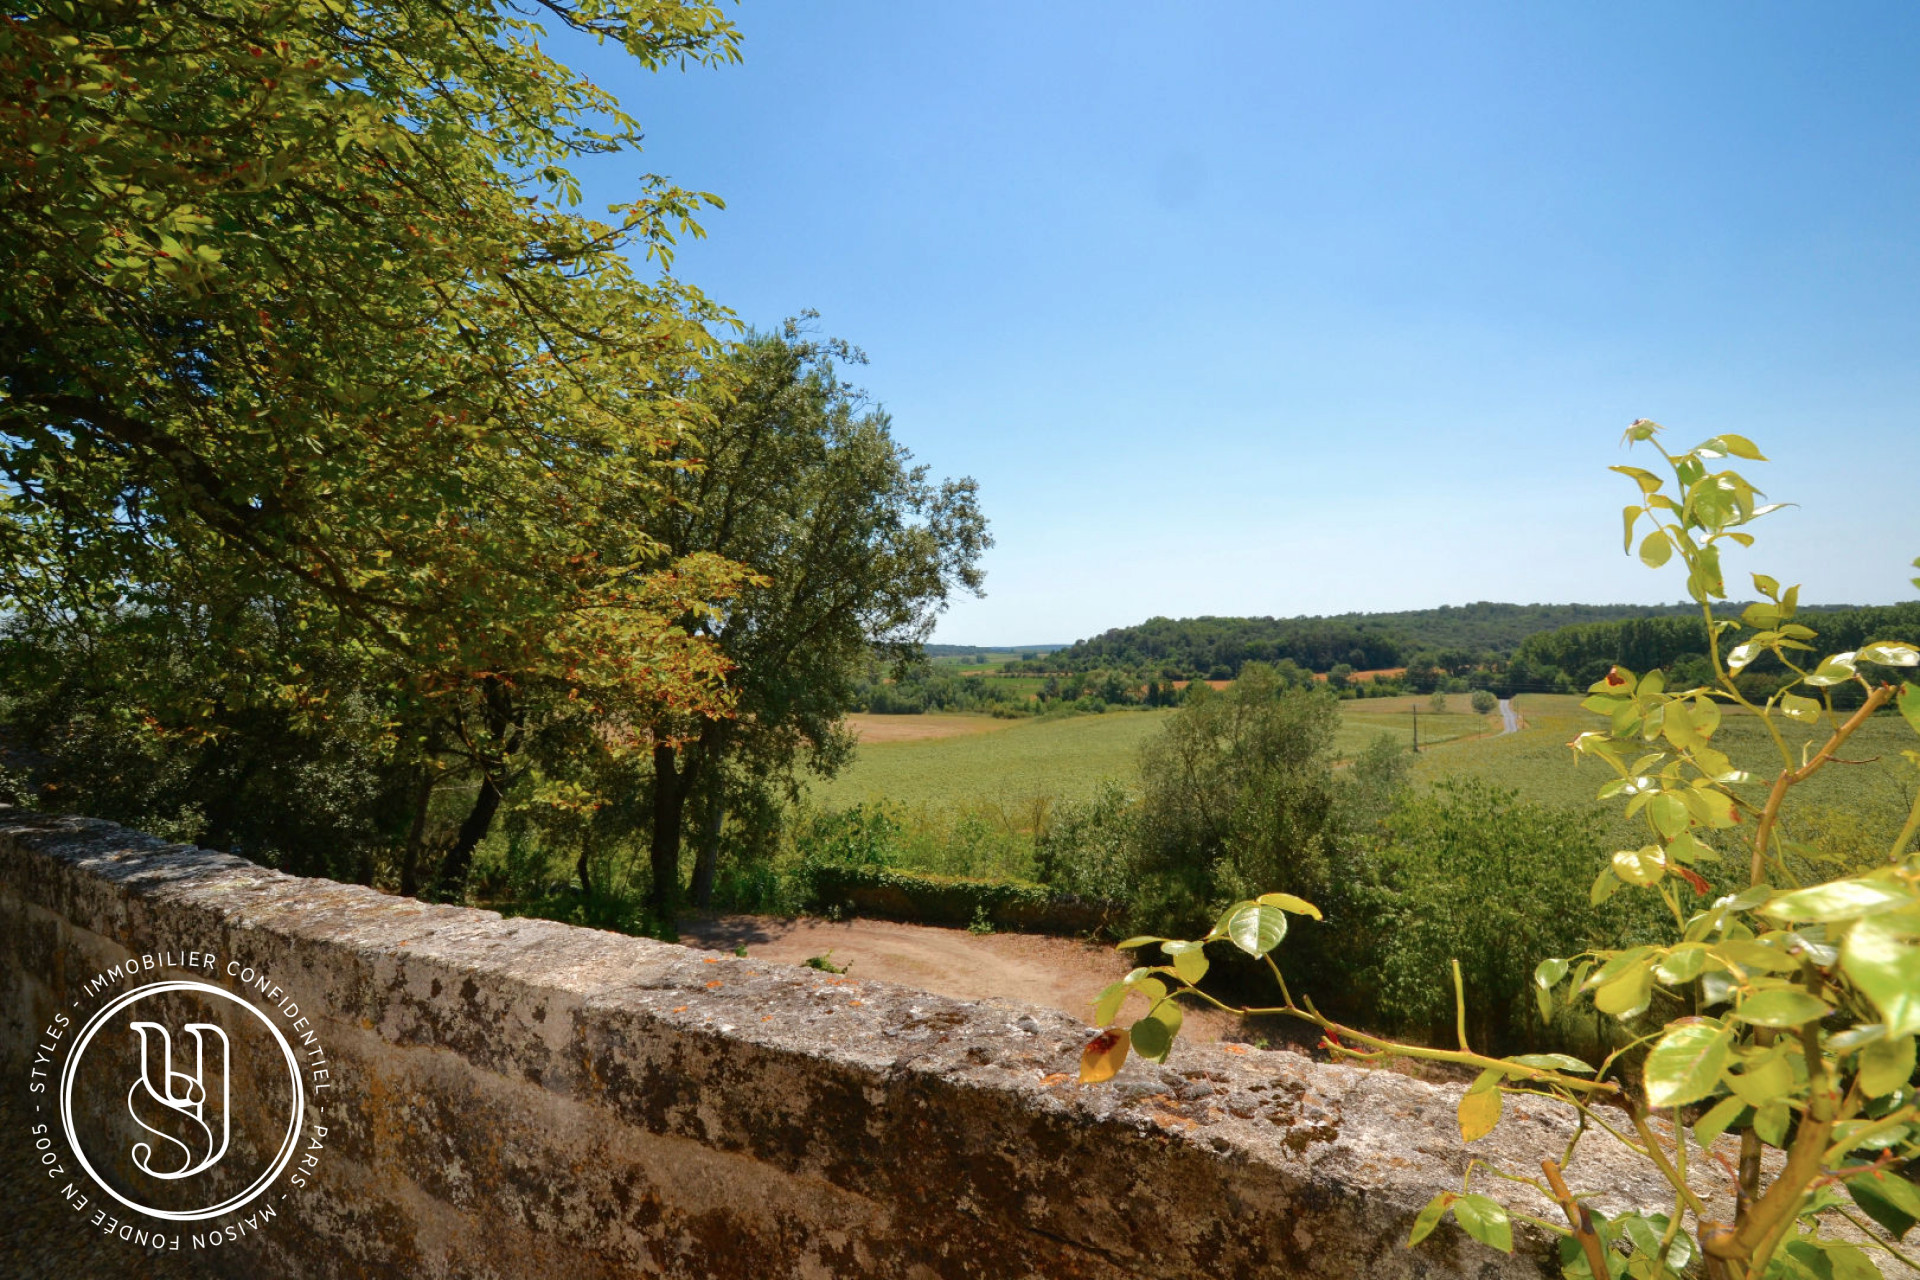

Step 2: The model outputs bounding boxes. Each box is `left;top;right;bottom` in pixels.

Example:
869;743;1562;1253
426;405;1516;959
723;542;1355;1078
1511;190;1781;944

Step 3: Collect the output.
690;791;726;909
398;768;435;898
648;742;690;916
576;827;594;898
650;721;729;918
433;771;502;900
431;677;520;901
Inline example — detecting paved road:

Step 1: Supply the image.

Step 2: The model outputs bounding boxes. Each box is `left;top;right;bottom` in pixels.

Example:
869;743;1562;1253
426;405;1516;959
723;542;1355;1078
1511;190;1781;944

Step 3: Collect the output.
1497;697;1521;734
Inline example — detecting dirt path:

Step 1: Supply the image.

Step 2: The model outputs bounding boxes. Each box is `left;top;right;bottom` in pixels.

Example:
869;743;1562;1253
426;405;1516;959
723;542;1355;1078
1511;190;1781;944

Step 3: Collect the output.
677;914;1240;1041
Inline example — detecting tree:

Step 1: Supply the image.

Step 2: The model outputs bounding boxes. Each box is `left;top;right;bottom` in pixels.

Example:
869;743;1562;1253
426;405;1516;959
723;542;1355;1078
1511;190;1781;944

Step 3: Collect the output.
1469;688;1498;714
1130;668;1346;931
641;325;988;911
1;1;748;891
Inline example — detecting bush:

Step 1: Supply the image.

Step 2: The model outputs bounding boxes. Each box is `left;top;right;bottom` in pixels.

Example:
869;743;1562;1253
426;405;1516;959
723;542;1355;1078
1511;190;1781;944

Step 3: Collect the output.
1360;780;1612;1050
803;864;1118;933
1034;781;1137;902
1470;688;1498;714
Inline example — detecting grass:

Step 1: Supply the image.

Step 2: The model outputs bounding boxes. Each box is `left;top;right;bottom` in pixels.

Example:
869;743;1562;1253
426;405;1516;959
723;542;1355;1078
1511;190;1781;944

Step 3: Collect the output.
1414;694;1918;866
1335;695;1495;757
811;690;1916;886
813;708;1175;810
818;697;1498;813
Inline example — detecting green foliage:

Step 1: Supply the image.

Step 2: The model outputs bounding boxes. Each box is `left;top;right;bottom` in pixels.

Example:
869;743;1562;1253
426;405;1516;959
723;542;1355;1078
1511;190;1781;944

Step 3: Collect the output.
1126;669;1348;930
2;0;743;696
1;0;755;897
1034;781;1139;902
1471;688;1499;714
640;322;988;910
801;864;1112;934
1079;424;1920;1280
1034;604;1704;681
0;613;412;880
1516;604;1920;704
1365;781;1612;1048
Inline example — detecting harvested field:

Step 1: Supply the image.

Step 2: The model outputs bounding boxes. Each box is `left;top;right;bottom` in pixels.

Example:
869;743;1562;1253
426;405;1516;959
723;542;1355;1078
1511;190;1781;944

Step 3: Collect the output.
844;712;1020;744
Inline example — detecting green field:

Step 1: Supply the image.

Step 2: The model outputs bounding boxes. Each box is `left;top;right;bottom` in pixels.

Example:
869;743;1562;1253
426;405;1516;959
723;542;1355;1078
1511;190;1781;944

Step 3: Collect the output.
815;698;1501;812
1417;694;1917;860
1332;696;1494;757
815;691;1915;869
814;709;1175;809
931;651;1038;673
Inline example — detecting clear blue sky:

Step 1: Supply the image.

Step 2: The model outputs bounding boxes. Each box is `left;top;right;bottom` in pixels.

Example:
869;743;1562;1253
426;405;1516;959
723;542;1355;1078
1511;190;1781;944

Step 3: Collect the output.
558;2;1920;646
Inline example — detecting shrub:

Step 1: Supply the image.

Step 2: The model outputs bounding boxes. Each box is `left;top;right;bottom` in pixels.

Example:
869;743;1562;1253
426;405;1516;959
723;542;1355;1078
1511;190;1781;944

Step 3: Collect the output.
1033;780;1138;902
1470;688;1498;714
1364;780;1611;1049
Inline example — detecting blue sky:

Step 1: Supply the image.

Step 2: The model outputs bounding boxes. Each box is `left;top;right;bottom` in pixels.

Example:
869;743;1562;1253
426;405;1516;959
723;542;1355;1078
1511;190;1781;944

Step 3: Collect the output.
558;3;1920;645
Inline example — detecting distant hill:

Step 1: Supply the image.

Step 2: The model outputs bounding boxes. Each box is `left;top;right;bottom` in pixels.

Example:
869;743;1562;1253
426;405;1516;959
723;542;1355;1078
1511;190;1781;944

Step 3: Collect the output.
1039;603;1712;678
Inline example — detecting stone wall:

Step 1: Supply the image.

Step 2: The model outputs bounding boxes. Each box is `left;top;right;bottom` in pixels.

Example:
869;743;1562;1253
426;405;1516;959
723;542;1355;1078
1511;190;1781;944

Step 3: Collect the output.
1;813;1695;1279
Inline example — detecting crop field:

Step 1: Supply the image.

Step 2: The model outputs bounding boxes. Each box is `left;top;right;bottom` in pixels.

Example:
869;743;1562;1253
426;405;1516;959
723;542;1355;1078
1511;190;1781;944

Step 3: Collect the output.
975;674;1049;698
813;709;1175;810
1333;696;1494;756
818;698;1501;813
931;651;1039;672
844;713;1017;744
1418;694;1918;861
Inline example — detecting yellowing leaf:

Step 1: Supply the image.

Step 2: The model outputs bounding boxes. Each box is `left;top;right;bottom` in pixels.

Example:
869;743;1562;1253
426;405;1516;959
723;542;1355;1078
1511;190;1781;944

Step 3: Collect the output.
1256;892;1323;920
1859;641;1920;668
1408;1193;1455;1247
1162;940;1209;985
1595;962;1654;1019
1731;987;1831;1028
1844;907;1920;1038
1694;1095;1747;1149
1078;1027;1130;1083
1779;693;1821;724
1639;529;1672;567
1224;901;1288;957
1648;791;1691;838
1805;652;1859;687
1612;845;1666;887
1452;1194;1514;1253
1725;1047;1794;1107
1458;1085;1502;1143
1763;877;1915;923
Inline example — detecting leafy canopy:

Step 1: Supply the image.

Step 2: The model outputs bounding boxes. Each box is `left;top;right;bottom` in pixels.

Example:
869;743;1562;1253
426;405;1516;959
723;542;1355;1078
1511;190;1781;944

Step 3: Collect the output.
1;0;745;722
